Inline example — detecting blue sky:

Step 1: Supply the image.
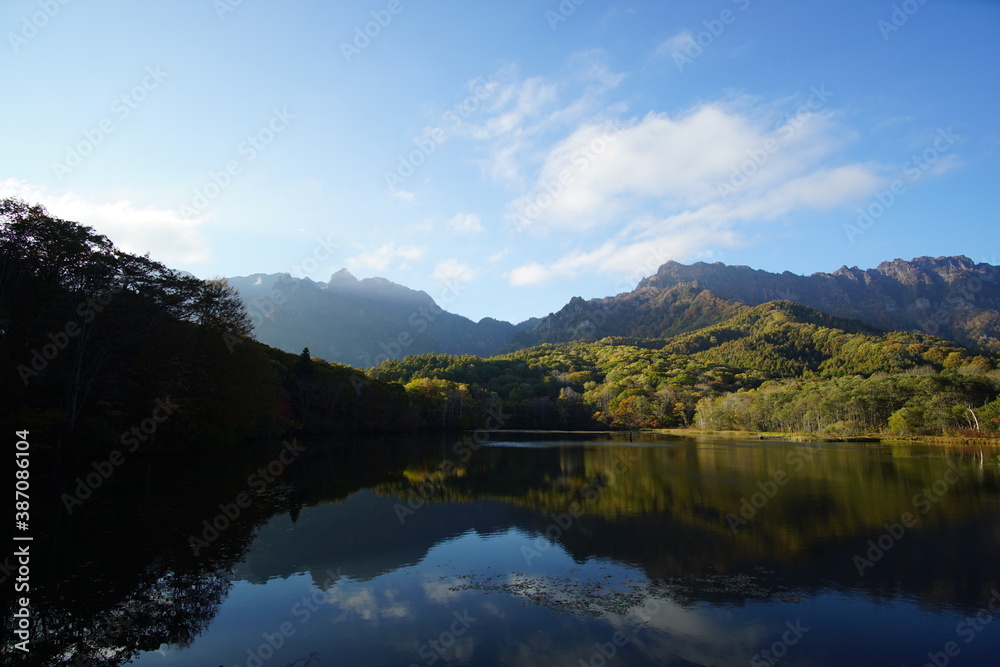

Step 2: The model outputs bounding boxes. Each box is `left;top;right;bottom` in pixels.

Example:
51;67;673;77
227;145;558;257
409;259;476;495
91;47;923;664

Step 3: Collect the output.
2;0;998;323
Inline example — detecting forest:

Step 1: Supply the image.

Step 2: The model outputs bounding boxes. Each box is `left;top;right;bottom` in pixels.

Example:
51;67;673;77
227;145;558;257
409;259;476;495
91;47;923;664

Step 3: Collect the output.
0;199;409;451
370;330;1000;437
4;197;1000;452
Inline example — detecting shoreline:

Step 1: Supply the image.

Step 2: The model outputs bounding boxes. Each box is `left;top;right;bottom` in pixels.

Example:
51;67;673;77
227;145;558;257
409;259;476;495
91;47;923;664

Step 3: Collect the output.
646;428;1000;446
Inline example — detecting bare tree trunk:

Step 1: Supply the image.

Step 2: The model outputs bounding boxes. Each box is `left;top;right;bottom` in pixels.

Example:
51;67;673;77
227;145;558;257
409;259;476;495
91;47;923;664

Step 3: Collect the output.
967;406;981;432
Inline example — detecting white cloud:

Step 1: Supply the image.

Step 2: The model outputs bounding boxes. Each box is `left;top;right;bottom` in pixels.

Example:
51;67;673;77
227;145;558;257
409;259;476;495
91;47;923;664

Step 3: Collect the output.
379;601;412;620
432;259;479;285
445;213;484;234
508;221;739;287
508;263;560;287
324;583;413;622
407;219;434;233
325;585;378;621
501;92;900;286
0;179;210;265
655;30;696;58
422;578;464;605
391;189;415;203
508;102;865;232
346;243;426;273
396;246;425;260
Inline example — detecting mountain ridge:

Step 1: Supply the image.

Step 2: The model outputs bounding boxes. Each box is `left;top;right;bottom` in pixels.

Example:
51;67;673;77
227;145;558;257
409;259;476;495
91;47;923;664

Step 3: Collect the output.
225;271;524;366
227;255;1000;366
628;255;999;350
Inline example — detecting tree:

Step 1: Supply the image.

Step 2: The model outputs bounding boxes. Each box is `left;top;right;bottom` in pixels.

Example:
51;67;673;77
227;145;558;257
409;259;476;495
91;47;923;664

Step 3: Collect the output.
1;198;262;445
188;277;254;338
888;406;926;436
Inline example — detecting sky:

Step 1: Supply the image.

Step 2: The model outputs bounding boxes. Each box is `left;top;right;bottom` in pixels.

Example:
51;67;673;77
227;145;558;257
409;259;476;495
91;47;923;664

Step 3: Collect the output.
2;0;998;324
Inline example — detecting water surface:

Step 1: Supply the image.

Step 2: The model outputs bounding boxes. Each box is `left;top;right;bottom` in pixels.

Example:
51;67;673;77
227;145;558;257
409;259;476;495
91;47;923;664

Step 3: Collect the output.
9;432;1000;666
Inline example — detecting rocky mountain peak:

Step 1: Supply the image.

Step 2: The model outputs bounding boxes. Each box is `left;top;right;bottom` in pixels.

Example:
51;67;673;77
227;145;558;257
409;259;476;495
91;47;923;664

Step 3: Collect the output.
328;268;358;285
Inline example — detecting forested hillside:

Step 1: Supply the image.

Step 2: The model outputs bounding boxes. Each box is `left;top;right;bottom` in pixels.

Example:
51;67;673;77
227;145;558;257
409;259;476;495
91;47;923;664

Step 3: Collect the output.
0;199;413;450
371;301;1000;436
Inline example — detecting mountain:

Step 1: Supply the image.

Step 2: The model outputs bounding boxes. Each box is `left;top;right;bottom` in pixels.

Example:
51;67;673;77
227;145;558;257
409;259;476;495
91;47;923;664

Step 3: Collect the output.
228;256;1000;367
510;256;1000;354
225;271;526;366
503;284;747;350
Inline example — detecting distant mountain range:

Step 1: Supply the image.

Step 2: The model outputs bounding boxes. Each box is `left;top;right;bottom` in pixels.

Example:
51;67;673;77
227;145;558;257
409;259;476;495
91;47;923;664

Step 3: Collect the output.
228;256;1000;366
225;269;532;367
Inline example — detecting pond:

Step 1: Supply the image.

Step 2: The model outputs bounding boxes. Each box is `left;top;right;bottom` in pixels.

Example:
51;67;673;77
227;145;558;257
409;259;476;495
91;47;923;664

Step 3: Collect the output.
8;432;1000;666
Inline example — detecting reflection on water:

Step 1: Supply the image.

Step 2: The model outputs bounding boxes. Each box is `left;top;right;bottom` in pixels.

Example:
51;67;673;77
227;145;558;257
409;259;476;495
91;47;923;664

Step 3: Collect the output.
5;433;1000;665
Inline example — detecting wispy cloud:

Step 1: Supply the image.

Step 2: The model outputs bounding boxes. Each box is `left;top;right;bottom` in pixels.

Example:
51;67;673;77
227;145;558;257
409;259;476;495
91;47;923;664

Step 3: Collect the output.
507;220;739;287
470;76;559;142
346;243;426;273
655;30;696;59
390;188;415;203
446;212;484;234
465;55;626;186
432;258;479;284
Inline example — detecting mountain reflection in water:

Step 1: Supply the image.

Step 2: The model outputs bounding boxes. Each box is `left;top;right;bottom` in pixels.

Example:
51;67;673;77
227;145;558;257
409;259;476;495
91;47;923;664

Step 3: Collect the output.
6;432;1000;666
